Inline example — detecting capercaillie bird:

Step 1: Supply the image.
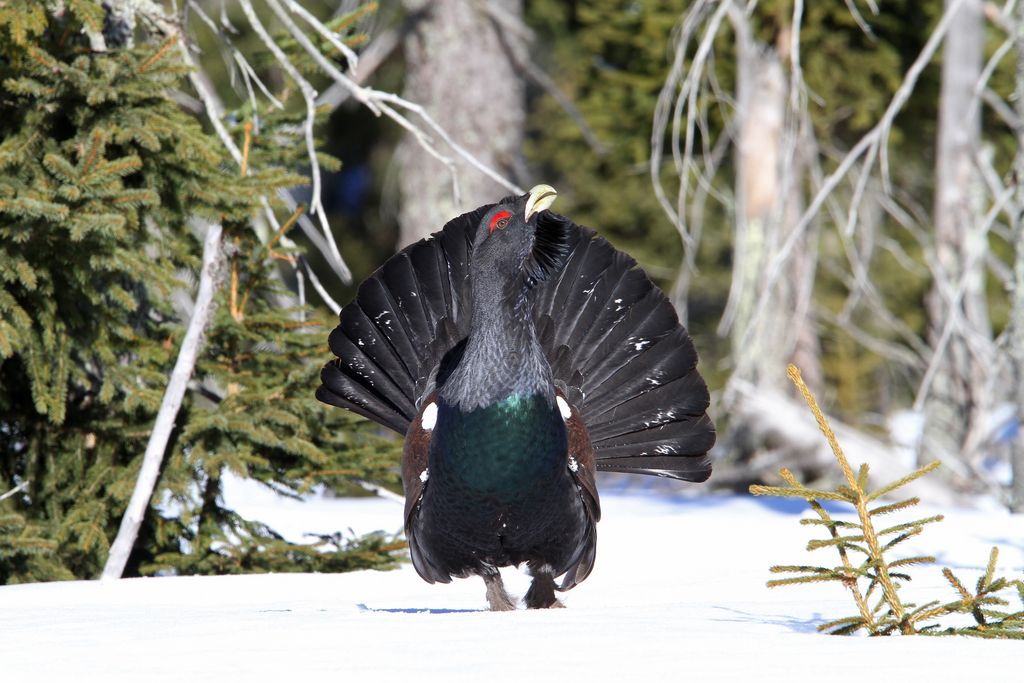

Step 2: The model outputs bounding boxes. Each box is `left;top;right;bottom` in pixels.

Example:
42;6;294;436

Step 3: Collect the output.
316;185;715;610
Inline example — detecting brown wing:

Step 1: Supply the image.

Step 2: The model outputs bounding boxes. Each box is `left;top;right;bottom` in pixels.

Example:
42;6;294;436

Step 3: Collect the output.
401;393;452;584
401;397;432;533
558;388;601;589
562;389;601;523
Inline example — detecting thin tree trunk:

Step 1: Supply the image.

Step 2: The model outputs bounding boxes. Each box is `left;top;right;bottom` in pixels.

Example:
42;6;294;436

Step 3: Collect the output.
1009;226;1024;512
102;223;224;580
726;26;820;395
1008;3;1024;512
923;0;990;467
396;0;526;246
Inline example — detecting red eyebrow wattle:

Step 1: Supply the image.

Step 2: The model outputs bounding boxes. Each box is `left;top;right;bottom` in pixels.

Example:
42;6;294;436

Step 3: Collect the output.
489;211;511;233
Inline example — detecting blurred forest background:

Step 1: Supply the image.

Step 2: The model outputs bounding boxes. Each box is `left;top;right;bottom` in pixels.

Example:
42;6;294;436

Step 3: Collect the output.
1;0;1023;584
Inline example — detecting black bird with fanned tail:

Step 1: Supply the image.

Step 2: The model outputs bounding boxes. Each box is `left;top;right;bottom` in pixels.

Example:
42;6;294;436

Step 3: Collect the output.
317;185;715;610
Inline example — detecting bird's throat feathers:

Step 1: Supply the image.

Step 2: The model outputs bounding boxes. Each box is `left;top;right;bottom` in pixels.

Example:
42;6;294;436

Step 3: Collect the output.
523;211;573;290
437;308;554;410
437;209;572;412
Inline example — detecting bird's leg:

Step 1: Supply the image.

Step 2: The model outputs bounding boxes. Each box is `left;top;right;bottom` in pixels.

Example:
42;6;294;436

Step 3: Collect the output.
482;569;517;611
524;567;565;609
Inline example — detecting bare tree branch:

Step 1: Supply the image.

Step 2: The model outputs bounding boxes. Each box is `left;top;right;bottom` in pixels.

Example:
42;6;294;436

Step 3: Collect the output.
480;0;607;155
914;186;1013;413
0;480;29;504
843;0;879;38
316;12;416;108
239;0;331;245
147;1;353;292
650;0;729;319
102;222;224;581
147;1;527;300
298;256;341;315
283;0;361;70
740;0;968;359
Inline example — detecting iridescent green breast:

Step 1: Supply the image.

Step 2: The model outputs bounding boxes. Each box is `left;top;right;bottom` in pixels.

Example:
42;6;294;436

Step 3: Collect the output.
430;392;568;494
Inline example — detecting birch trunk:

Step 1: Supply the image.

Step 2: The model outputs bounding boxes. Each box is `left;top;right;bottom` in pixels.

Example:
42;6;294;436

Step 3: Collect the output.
396;0;526;246
923;0;991;467
102;223;224;580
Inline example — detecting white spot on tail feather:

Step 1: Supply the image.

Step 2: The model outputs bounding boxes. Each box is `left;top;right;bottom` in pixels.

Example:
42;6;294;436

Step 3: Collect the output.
419;468;429;483
568;457;579;472
421;402;437;430
556;396;572;421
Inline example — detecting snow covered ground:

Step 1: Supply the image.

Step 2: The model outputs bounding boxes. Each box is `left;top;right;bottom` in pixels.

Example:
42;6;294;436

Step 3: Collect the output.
2;476;1021;681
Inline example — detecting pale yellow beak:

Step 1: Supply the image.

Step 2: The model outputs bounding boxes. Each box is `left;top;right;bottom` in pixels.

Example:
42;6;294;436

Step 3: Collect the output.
524;184;557;221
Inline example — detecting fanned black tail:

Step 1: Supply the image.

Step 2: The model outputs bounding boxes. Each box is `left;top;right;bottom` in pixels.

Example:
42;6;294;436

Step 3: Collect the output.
532;215;714;482
315;205;486;433
317;205;714;483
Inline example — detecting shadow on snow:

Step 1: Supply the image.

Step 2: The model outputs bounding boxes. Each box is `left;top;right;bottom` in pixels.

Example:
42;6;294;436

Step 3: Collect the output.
357;603;482;615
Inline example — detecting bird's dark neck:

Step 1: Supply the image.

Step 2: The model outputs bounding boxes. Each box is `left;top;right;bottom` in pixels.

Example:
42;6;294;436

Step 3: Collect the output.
439;272;553;411
430;279;567;494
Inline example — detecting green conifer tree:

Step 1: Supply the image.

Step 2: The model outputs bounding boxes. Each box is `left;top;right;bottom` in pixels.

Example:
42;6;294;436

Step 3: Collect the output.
0;2;402;584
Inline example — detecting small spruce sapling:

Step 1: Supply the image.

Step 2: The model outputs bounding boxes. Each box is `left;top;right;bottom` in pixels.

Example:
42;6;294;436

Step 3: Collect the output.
751;365;1024;638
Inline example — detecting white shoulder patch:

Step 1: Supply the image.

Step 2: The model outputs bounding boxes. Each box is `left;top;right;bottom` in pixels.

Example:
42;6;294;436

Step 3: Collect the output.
556;395;572;421
420;402;437;430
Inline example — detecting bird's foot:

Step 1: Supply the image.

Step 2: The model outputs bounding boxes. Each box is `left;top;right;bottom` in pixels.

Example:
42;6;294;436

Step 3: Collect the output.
524;568;564;609
529;597;565;609
483;571;517;611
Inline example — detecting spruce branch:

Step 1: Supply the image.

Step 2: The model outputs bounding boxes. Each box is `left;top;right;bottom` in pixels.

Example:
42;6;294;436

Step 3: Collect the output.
868;498;921;516
751;364;1024;637
753;464;877;629
136;34;177;74
231;205;305;322
867;462;942;502
240;120;253;177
